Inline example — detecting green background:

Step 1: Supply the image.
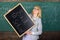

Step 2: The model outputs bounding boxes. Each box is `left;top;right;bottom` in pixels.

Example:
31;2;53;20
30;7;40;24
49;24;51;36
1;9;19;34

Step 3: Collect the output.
0;2;60;32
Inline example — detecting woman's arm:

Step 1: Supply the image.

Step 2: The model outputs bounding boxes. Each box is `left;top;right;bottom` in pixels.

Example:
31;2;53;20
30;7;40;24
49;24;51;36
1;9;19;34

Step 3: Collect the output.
31;18;42;36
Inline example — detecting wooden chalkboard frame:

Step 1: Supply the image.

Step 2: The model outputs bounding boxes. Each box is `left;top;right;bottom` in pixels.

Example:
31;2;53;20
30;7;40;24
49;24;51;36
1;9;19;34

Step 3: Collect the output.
3;3;34;37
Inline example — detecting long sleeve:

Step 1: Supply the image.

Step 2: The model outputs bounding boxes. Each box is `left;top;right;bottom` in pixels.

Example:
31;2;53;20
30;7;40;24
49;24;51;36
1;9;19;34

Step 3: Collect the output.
31;18;42;36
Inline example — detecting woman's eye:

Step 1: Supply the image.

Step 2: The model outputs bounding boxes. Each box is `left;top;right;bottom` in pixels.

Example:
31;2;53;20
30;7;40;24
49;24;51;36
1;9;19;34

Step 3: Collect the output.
36;8;39;10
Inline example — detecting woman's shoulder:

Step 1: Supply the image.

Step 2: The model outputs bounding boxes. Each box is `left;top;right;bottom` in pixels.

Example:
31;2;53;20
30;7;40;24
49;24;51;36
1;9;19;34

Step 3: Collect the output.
37;17;42;21
37;17;41;19
28;13;32;18
28;13;32;16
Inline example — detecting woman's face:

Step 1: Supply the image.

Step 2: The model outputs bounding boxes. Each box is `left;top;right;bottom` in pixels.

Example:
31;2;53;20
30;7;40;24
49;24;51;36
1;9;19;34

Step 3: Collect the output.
33;7;39;15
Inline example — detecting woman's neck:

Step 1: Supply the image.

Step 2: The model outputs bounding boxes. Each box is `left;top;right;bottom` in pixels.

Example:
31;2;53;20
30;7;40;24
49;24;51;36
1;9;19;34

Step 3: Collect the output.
33;14;38;18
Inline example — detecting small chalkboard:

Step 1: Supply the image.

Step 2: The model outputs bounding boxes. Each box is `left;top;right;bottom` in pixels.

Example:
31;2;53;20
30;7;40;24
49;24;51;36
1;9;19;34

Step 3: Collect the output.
4;3;34;37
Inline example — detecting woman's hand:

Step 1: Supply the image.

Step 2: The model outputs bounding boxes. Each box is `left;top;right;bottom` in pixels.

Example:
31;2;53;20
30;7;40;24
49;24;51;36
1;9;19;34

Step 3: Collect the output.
25;31;32;35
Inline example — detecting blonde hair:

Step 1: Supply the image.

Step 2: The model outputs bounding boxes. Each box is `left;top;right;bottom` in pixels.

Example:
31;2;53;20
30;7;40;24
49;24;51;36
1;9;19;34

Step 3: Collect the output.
32;6;42;18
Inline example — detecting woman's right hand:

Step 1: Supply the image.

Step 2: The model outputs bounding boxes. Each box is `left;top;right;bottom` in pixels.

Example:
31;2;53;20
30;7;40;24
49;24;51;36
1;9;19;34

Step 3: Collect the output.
25;31;32;35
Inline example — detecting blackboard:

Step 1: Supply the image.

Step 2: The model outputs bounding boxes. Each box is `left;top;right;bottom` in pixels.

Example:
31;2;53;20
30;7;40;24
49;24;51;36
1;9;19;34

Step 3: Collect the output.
4;3;34;37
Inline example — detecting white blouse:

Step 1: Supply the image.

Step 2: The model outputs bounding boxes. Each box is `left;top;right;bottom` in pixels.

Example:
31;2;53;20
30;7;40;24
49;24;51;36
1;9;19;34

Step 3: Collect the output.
30;16;42;36
22;14;42;40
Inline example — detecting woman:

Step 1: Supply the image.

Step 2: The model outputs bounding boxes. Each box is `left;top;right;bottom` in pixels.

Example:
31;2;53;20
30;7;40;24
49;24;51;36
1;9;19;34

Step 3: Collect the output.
22;6;42;40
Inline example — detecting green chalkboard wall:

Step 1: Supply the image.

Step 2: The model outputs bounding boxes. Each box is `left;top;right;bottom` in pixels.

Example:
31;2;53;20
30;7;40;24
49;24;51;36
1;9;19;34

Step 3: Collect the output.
0;2;60;32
